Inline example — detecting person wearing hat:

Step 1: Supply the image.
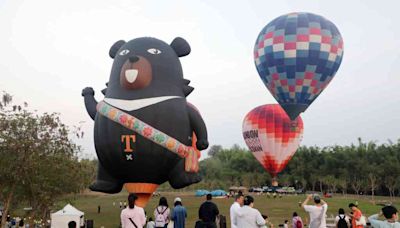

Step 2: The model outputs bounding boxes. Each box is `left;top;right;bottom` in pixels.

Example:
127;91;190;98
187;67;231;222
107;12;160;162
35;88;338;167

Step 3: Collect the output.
171;197;187;228
368;205;400;228
301;194;328;228
348;203;365;228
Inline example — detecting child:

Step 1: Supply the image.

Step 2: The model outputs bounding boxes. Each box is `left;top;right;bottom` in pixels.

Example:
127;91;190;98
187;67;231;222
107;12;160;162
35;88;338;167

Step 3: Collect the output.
146;217;156;228
284;220;289;228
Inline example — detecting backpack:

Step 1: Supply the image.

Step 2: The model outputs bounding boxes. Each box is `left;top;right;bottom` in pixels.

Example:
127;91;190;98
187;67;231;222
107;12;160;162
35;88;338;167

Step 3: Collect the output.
155;207;168;227
337;215;348;228
296;219;303;228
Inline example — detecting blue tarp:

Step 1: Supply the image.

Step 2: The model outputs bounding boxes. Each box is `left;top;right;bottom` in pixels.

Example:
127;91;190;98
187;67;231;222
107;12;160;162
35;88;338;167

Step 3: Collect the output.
210;189;227;196
195;189;210;197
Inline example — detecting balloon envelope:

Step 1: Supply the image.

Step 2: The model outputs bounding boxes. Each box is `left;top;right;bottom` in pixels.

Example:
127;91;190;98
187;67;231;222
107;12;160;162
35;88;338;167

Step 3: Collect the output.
254;12;344;120
242;104;303;177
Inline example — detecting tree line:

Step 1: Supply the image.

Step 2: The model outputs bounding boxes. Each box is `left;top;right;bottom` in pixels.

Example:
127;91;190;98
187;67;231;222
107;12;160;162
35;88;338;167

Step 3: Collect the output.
195;140;400;200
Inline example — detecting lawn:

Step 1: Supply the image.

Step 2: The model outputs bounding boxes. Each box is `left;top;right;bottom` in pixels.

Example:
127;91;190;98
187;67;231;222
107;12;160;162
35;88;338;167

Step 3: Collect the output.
53;191;398;228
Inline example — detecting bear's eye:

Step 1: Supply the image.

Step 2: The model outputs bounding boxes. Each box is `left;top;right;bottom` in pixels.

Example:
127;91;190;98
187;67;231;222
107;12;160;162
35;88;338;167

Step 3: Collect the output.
119;49;130;56
147;48;162;55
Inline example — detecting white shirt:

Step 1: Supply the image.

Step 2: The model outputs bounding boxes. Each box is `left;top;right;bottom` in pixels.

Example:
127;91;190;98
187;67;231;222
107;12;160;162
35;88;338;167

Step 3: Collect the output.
230;202;241;228
146;221;156;228
237;205;266;228
303;204;328;228
120;206;146;228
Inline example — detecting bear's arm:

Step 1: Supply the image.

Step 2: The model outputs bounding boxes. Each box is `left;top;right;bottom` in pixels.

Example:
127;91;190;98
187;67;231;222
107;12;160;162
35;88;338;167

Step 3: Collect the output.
187;105;208;150
82;87;98;120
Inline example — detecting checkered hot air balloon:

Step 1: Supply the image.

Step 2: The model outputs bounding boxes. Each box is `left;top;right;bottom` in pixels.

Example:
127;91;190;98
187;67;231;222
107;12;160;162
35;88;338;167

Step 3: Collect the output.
242;104;303;177
254;12;344;120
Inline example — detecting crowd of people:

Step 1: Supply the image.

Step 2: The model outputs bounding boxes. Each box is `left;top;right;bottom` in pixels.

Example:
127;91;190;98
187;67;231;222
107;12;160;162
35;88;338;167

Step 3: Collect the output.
299;194;400;228
120;194;190;228
119;193;400;228
2;192;399;228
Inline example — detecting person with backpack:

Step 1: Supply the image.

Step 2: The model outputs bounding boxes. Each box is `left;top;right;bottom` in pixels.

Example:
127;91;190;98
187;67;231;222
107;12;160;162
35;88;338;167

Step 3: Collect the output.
335;208;350;228
292;212;303;228
120;193;146;228
154;197;170;228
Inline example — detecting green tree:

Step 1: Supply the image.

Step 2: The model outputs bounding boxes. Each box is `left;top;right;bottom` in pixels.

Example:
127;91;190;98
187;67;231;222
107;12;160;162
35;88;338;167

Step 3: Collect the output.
0;92;88;226
207;145;223;157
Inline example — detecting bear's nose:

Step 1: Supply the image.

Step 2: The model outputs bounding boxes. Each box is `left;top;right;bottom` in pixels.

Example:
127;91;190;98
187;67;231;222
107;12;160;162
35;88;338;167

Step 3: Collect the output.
129;56;139;63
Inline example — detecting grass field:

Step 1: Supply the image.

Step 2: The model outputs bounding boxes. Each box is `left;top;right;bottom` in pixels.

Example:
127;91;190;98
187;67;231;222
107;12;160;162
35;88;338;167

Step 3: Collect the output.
51;191;399;228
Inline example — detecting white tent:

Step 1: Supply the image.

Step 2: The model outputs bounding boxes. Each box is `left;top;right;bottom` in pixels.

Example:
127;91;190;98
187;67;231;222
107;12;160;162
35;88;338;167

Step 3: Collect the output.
51;204;84;228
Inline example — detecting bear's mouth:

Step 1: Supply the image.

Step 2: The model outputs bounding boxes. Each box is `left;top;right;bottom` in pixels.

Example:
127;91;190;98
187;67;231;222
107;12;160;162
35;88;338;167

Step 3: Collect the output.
125;69;138;83
104;96;182;111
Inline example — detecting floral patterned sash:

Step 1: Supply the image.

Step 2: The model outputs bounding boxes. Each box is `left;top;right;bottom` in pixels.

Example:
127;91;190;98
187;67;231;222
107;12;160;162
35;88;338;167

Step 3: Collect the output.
96;100;199;173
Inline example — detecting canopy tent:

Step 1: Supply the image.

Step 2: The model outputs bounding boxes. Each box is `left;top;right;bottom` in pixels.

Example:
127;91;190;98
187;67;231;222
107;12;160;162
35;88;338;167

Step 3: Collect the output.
229;186;247;194
51;204;84;228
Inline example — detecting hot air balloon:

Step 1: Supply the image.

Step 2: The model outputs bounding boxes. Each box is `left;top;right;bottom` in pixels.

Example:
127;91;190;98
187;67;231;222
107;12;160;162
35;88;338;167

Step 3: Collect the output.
82;37;208;207
254;12;344;120
242;104;303;184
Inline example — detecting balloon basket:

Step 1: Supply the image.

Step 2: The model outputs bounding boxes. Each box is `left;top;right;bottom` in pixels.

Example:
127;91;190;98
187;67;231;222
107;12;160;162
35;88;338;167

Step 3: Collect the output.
124;183;159;207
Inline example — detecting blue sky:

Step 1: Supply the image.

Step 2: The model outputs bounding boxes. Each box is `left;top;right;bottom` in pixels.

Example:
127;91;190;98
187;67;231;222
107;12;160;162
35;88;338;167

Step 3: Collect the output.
1;0;399;158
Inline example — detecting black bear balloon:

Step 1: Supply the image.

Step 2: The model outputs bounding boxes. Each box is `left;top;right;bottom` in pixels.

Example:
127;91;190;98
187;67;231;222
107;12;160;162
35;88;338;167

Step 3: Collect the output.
82;37;208;206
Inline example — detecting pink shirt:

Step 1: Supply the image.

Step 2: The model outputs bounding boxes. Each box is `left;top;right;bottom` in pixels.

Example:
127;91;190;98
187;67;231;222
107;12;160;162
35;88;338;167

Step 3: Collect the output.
121;206;146;228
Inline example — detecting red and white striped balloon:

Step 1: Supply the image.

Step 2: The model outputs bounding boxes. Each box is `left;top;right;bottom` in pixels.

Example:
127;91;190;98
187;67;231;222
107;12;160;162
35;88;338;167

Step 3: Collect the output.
242;104;304;177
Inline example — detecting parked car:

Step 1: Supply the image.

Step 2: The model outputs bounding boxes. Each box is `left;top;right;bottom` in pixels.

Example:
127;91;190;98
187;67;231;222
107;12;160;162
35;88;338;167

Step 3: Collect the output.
249;187;263;193
262;186;275;193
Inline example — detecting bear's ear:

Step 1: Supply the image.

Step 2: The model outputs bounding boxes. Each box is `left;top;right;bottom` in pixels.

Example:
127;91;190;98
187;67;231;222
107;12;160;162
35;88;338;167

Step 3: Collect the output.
109;40;126;59
170;37;191;57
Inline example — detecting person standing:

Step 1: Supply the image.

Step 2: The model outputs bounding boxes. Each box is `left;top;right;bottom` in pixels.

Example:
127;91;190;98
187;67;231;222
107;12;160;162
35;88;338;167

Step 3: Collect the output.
18;219;24;228
292;212;303;228
171;197;187;228
368;205;400;228
348;203;365;228
146;217;156;228
284;220;289;228
236;195;266;228
230;194;244;228
335;208;350;228
198;194;219;228
120;193;146;228
154;197;170;228
301;194;328;228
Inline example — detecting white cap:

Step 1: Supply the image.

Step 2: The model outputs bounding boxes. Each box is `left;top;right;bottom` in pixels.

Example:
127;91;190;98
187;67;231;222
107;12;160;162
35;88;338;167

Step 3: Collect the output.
174;197;182;203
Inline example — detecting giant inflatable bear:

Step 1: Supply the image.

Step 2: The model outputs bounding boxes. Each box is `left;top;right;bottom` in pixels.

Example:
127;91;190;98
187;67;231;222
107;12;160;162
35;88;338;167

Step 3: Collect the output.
82;37;208;206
